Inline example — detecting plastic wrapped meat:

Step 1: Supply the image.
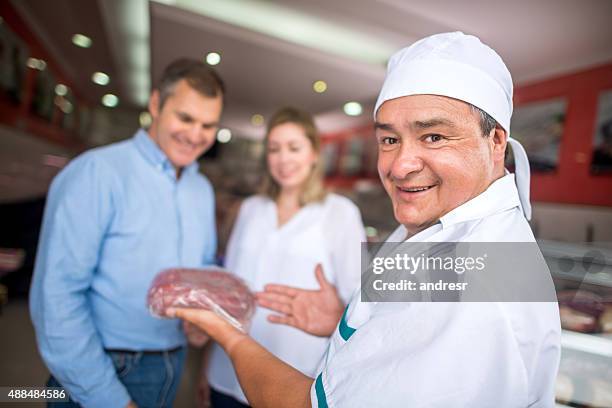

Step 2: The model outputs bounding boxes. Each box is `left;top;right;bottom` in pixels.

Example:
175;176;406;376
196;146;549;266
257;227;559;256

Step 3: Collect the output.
557;290;605;333
601;306;612;333
559;306;599;333
147;268;256;332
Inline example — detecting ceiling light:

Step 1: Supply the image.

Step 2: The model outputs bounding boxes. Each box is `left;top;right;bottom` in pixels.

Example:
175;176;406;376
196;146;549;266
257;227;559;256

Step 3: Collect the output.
102;94;119;108
139;112;152;128
55;84;68;96
313;80;327;93
26;58;46;71
206;52;221;66
251;114;264;126
217;128;232;143
61;100;73;114
92;72;110;86
343;101;362;116
54;96;73;114
42;154;68;168
72;33;92;48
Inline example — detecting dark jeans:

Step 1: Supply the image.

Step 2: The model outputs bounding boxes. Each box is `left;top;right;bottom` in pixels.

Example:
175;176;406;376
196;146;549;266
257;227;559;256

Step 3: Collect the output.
210;387;250;408
47;347;186;408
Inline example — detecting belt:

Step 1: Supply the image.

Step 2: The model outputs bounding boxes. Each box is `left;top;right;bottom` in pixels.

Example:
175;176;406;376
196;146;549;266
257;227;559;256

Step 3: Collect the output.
105;345;184;355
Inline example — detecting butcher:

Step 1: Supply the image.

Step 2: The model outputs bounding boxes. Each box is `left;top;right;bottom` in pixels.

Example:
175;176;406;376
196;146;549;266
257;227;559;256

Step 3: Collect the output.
172;32;562;407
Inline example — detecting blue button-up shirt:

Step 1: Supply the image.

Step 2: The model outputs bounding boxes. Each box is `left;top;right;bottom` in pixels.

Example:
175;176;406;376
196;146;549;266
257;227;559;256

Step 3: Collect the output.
30;129;217;407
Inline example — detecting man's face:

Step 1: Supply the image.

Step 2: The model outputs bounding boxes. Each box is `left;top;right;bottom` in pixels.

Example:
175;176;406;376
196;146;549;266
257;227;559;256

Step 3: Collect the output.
375;94;506;233
148;79;223;169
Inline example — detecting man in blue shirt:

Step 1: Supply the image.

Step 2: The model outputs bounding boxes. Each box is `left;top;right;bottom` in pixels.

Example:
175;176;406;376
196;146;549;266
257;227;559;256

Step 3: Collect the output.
30;58;224;407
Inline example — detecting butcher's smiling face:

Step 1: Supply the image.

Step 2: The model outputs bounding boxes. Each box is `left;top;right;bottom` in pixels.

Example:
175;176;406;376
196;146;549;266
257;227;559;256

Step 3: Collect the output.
148;79;223;172
375;94;506;234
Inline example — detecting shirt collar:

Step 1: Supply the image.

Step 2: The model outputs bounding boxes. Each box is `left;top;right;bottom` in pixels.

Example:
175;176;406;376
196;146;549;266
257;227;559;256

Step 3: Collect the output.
133;129;199;176
388;174;522;243
439;173;522;229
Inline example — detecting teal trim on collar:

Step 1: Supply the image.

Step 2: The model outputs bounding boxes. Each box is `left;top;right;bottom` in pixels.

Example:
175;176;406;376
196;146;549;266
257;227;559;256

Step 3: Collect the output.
315;373;329;408
338;304;356;341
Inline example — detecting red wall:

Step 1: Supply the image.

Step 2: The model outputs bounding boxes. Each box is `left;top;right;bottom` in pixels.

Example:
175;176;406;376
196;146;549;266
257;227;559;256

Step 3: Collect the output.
515;64;612;207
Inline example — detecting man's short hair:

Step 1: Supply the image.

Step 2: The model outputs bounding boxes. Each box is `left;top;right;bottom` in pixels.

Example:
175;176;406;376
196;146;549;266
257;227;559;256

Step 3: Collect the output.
156;58;225;108
470;104;498;137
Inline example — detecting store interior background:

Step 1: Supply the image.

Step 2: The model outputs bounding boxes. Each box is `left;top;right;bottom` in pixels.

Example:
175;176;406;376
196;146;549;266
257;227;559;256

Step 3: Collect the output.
1;0;611;407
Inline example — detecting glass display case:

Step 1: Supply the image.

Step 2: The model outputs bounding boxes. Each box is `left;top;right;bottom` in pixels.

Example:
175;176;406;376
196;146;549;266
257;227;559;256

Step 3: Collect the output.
30;68;55;121
591;90;612;174
0;21;29;103
540;241;612;408
338;137;365;176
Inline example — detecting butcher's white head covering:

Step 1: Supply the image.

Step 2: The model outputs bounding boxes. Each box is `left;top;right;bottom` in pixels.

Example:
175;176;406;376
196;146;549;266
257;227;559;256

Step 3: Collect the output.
374;31;532;220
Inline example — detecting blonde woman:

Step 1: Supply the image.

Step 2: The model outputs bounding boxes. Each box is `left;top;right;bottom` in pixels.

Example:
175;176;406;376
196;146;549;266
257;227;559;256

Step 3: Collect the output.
203;107;365;407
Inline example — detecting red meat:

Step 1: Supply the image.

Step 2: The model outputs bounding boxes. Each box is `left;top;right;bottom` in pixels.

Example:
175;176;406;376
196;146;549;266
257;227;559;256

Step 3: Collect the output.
147;268;256;330
557;290;605;333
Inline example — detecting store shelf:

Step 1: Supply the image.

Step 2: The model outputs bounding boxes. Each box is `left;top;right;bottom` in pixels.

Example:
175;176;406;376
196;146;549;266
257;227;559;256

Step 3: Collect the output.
561;329;612;358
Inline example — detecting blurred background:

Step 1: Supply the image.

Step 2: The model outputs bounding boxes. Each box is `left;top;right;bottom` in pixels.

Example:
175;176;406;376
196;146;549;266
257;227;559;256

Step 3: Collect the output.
0;0;611;406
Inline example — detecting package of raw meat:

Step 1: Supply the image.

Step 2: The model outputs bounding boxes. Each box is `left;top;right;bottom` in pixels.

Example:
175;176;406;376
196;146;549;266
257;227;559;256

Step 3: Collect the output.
147;268;256;332
600;306;612;333
557;290;605;333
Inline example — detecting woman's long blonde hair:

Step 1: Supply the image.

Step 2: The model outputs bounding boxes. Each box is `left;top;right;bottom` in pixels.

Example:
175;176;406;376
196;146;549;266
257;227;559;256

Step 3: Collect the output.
261;107;327;205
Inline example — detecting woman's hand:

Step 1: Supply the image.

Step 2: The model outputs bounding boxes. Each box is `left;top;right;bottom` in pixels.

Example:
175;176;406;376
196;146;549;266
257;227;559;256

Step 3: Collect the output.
256;264;344;337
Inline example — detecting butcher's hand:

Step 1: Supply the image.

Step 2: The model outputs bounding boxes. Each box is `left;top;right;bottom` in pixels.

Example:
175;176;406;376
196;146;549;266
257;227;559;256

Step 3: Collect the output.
168;308;247;356
126;401;137;408
183;321;209;347
256;264;344;337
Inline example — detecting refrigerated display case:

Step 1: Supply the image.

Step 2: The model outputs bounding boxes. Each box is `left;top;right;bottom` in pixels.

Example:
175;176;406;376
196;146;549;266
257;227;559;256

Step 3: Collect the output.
540;240;612;408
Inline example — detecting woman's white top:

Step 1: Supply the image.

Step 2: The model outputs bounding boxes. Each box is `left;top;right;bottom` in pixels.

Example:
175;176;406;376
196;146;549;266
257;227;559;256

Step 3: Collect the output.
208;193;366;403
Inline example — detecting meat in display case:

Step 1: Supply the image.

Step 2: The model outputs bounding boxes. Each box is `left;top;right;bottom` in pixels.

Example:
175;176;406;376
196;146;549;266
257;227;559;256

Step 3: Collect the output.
540;241;612;407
